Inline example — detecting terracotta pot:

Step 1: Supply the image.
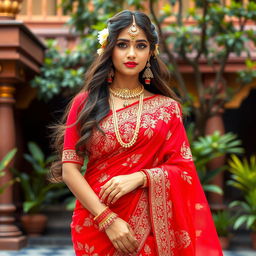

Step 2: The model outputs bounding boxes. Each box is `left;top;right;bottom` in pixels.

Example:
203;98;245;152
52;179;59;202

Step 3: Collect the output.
219;236;230;250
251;232;256;250
21;214;48;237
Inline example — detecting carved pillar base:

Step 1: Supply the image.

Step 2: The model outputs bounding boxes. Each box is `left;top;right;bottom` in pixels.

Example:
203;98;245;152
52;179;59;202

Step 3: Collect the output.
0;85;27;250
0;236;27;251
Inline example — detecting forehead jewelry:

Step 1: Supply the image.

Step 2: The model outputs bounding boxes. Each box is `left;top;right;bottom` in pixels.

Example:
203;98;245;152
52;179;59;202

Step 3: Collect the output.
128;15;140;40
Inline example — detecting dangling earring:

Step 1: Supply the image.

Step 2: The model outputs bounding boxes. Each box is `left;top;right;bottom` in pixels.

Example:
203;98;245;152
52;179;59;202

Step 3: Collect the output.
107;68;114;83
143;61;154;85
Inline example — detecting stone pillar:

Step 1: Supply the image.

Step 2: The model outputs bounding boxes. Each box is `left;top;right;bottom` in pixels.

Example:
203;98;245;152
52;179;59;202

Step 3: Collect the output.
0;85;26;249
205;114;225;209
204;74;225;210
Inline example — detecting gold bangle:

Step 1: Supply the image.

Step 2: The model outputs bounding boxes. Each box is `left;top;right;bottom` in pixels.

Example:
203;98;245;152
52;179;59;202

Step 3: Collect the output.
93;206;109;221
141;171;147;188
99;213;118;231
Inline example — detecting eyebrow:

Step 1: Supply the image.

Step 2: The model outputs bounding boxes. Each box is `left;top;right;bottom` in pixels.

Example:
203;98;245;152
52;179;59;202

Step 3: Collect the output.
117;38;148;43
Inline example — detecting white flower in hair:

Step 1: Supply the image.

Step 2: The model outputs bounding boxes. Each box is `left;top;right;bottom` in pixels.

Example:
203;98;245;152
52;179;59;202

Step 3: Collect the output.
97;48;104;56
97;28;109;46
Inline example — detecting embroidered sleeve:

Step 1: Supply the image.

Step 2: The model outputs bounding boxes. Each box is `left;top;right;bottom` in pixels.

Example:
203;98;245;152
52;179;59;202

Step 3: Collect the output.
62;92;87;165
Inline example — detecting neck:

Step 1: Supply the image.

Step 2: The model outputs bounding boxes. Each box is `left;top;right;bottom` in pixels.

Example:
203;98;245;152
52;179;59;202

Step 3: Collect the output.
111;73;141;89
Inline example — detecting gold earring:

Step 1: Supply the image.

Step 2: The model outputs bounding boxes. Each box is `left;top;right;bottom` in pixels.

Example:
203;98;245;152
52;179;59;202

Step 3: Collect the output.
107;68;114;83
143;61;154;85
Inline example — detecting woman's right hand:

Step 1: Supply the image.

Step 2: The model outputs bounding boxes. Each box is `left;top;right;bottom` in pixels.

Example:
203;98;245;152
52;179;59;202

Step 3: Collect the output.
105;217;139;254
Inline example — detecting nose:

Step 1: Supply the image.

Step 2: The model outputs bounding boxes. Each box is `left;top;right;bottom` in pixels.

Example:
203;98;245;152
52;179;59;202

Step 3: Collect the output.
127;45;136;59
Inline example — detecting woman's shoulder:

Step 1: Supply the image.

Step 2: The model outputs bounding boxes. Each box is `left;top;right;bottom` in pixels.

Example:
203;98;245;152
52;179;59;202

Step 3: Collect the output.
155;94;181;107
154;94;182;118
72;91;88;106
73;91;88;103
70;91;88;113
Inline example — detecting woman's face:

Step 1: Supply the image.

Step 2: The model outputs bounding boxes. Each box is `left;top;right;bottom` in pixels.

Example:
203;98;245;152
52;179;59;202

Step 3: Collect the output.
112;25;151;77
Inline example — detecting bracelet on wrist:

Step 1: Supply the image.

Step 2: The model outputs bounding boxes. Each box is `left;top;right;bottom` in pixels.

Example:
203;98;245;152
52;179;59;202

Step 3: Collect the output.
98;212;118;231
93;206;118;231
140;171;148;188
93;206;110;222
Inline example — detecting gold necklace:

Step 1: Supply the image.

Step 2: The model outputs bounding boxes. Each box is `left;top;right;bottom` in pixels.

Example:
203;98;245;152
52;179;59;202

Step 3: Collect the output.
109;85;144;107
110;93;144;148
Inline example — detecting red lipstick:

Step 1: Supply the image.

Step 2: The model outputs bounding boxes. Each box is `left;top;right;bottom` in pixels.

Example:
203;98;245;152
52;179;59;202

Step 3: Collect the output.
124;62;138;68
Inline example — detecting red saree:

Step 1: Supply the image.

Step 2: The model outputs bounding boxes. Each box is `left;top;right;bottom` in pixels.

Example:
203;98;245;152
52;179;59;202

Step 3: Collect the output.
62;92;223;256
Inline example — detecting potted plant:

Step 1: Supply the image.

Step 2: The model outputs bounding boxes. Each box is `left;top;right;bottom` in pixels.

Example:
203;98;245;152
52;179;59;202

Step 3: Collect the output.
189;130;243;195
228;154;256;249
212;209;235;249
0;148;19;194
12;142;65;236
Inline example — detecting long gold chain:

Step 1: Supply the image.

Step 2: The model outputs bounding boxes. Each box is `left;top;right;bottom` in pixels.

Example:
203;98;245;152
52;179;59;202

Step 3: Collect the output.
110;93;144;148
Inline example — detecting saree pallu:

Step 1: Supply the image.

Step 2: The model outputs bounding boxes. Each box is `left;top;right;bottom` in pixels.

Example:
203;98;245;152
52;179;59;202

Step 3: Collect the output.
62;92;223;256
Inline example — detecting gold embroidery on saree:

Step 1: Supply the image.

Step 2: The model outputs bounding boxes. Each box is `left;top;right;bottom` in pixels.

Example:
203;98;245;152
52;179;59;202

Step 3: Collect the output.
87;96;179;162
144;167;192;255
195;203;204;210
62;149;84;164
175;230;191;249
113;190;151;256
166;131;172;140
181;171;193;184
180;142;193;161
122;154;143;167
145;167;174;255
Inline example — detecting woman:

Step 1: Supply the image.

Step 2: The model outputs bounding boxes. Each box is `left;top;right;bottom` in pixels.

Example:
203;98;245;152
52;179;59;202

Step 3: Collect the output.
50;10;223;256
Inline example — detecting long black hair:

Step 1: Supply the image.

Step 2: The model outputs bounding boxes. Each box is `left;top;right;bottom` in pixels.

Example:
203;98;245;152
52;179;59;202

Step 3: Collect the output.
49;10;180;182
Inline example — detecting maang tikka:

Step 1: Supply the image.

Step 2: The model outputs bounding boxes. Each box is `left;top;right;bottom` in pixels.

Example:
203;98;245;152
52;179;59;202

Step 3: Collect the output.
128;14;140;40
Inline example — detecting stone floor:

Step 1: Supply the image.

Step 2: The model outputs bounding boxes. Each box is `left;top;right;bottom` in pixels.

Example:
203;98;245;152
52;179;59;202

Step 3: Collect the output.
0;246;256;256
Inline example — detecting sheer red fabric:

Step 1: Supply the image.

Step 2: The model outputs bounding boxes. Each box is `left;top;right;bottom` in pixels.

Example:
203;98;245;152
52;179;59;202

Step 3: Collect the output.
62;92;223;256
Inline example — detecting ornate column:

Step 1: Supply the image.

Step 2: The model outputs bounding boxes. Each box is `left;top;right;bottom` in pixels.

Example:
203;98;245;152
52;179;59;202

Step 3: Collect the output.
0;85;26;249
0;0;45;250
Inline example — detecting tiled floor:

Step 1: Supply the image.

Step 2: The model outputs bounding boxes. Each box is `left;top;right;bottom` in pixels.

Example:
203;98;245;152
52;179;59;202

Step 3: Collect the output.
0;247;74;256
0;247;256;256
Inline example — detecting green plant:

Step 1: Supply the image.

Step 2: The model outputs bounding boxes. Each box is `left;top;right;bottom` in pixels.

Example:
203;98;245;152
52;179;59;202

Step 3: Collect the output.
228;155;256;231
0;148;19;194
213;210;235;237
230;189;256;232
190;130;243;194
12;142;67;214
228;155;256;192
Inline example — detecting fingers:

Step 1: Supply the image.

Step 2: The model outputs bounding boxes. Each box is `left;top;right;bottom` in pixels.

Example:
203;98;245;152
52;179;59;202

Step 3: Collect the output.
99;180;112;198
124;235;138;254
116;239;130;254
106;189;121;205
100;184;116;203
110;191;122;204
127;225;139;252
100;178;123;204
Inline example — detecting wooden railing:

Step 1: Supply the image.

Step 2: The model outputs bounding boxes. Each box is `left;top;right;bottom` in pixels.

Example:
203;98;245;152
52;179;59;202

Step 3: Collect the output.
17;0;69;23
16;0;251;25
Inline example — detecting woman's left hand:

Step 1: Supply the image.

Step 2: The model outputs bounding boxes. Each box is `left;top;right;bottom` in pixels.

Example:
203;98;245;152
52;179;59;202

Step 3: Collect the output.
99;172;144;205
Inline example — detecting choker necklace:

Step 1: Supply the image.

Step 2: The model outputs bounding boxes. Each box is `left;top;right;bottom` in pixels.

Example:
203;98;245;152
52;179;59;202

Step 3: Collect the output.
110;93;144;148
109;85;144;107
